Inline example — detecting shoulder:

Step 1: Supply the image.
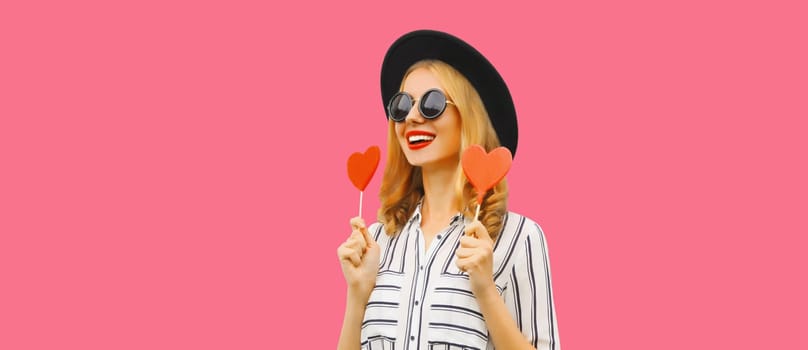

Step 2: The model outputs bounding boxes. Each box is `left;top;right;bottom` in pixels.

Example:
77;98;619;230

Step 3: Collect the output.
367;222;384;237
499;211;546;244
366;222;391;243
501;212;555;282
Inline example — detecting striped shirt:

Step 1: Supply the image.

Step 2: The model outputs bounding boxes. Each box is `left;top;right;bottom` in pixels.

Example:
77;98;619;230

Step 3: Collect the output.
361;203;560;350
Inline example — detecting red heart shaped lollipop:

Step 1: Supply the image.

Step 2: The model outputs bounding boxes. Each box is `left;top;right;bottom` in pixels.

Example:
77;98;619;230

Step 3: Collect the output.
347;146;380;192
461;145;513;204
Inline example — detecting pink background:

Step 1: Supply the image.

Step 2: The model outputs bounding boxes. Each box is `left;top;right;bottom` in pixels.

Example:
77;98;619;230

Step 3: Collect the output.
2;0;806;348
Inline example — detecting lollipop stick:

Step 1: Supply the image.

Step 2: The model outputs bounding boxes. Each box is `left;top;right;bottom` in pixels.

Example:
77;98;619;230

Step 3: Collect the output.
359;191;364;218
474;203;481;222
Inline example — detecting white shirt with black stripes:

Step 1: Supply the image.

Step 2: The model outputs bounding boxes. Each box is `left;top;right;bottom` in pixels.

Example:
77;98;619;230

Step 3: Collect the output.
360;204;560;350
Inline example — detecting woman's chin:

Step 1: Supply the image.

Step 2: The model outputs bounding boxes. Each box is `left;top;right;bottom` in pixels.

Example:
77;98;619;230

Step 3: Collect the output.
405;153;459;170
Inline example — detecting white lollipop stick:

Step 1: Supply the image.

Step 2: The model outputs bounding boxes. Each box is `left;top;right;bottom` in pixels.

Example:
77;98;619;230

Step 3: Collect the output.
474;203;481;222
359;191;364;218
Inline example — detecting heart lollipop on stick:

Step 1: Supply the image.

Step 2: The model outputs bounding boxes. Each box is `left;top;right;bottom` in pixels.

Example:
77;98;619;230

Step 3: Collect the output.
347;146;381;218
461;145;513;221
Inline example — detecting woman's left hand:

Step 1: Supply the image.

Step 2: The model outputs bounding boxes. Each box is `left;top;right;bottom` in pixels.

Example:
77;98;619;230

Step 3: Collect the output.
456;220;496;296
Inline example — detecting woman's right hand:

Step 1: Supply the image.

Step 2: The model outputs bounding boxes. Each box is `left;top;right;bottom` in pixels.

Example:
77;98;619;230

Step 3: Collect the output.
337;217;380;300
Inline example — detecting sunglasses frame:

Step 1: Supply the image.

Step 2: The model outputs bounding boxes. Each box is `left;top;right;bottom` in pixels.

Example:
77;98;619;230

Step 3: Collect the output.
387;88;455;122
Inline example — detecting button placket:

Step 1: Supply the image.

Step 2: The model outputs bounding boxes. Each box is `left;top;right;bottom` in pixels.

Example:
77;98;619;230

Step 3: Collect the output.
407;217;461;349
409;228;429;346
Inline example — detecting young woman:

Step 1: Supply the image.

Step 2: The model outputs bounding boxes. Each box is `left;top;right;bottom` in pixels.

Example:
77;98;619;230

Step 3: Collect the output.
338;30;559;350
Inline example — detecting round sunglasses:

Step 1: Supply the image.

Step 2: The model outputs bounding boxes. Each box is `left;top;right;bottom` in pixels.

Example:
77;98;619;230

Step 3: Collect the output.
387;88;455;122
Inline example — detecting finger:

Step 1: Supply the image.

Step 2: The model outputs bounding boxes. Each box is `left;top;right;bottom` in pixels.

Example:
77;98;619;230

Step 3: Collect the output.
344;238;363;253
455;247;475;258
337;245;361;266
350;217;366;231
464;220;482;237
459;236;479;248
349;230;367;251
465;220;491;241
455;258;467;273
351;217;376;248
456;258;476;274
360;224;376;249
463;220;479;238
337;244;350;259
347;250;361;266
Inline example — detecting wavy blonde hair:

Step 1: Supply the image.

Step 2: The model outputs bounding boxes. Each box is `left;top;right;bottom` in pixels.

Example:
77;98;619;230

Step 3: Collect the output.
378;60;508;239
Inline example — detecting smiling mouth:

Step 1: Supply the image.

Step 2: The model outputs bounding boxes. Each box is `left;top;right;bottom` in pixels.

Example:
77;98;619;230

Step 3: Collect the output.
406;132;435;150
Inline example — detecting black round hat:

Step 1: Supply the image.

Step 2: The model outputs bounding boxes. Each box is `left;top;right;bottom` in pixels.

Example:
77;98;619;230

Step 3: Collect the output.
380;29;518;156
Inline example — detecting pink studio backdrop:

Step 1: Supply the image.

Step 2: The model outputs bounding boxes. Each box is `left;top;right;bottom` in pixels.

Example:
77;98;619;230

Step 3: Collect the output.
1;1;806;349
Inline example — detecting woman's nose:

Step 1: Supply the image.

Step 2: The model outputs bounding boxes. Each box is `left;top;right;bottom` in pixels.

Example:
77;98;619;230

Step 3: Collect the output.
404;104;425;124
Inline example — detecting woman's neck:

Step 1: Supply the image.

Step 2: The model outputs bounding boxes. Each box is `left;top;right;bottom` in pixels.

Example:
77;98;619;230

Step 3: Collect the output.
420;163;461;225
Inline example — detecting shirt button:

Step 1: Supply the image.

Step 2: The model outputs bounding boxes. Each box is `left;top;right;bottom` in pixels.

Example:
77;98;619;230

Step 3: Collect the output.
415;300;419;306
437;235;442;240
410;335;415;341
419;265;424;270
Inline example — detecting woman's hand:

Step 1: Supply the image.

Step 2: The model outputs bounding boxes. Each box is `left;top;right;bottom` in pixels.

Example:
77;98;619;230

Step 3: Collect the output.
456;220;496;297
337;217;380;300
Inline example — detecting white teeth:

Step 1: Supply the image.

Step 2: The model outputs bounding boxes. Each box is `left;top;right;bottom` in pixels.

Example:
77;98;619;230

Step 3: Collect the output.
408;135;435;143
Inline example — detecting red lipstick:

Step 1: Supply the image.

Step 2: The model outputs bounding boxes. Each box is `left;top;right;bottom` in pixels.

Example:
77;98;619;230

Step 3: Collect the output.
405;130;436;150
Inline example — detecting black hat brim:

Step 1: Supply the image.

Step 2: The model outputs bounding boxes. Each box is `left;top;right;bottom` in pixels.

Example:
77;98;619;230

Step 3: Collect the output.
380;30;518;156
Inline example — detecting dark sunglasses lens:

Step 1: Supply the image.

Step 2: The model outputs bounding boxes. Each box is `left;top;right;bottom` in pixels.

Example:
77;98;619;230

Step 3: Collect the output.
420;90;447;118
388;93;412;121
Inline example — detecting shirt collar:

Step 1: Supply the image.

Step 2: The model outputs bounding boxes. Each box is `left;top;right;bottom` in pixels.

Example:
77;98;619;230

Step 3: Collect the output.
408;197;465;227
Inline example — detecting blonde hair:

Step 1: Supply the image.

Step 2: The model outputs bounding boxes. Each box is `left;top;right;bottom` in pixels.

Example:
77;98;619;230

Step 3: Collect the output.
378;60;508;238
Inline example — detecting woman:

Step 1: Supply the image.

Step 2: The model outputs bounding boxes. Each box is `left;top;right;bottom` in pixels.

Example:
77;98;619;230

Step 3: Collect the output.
338;30;559;350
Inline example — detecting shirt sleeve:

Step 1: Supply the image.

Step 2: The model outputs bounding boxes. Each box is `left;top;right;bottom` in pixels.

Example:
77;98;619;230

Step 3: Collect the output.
502;221;560;350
